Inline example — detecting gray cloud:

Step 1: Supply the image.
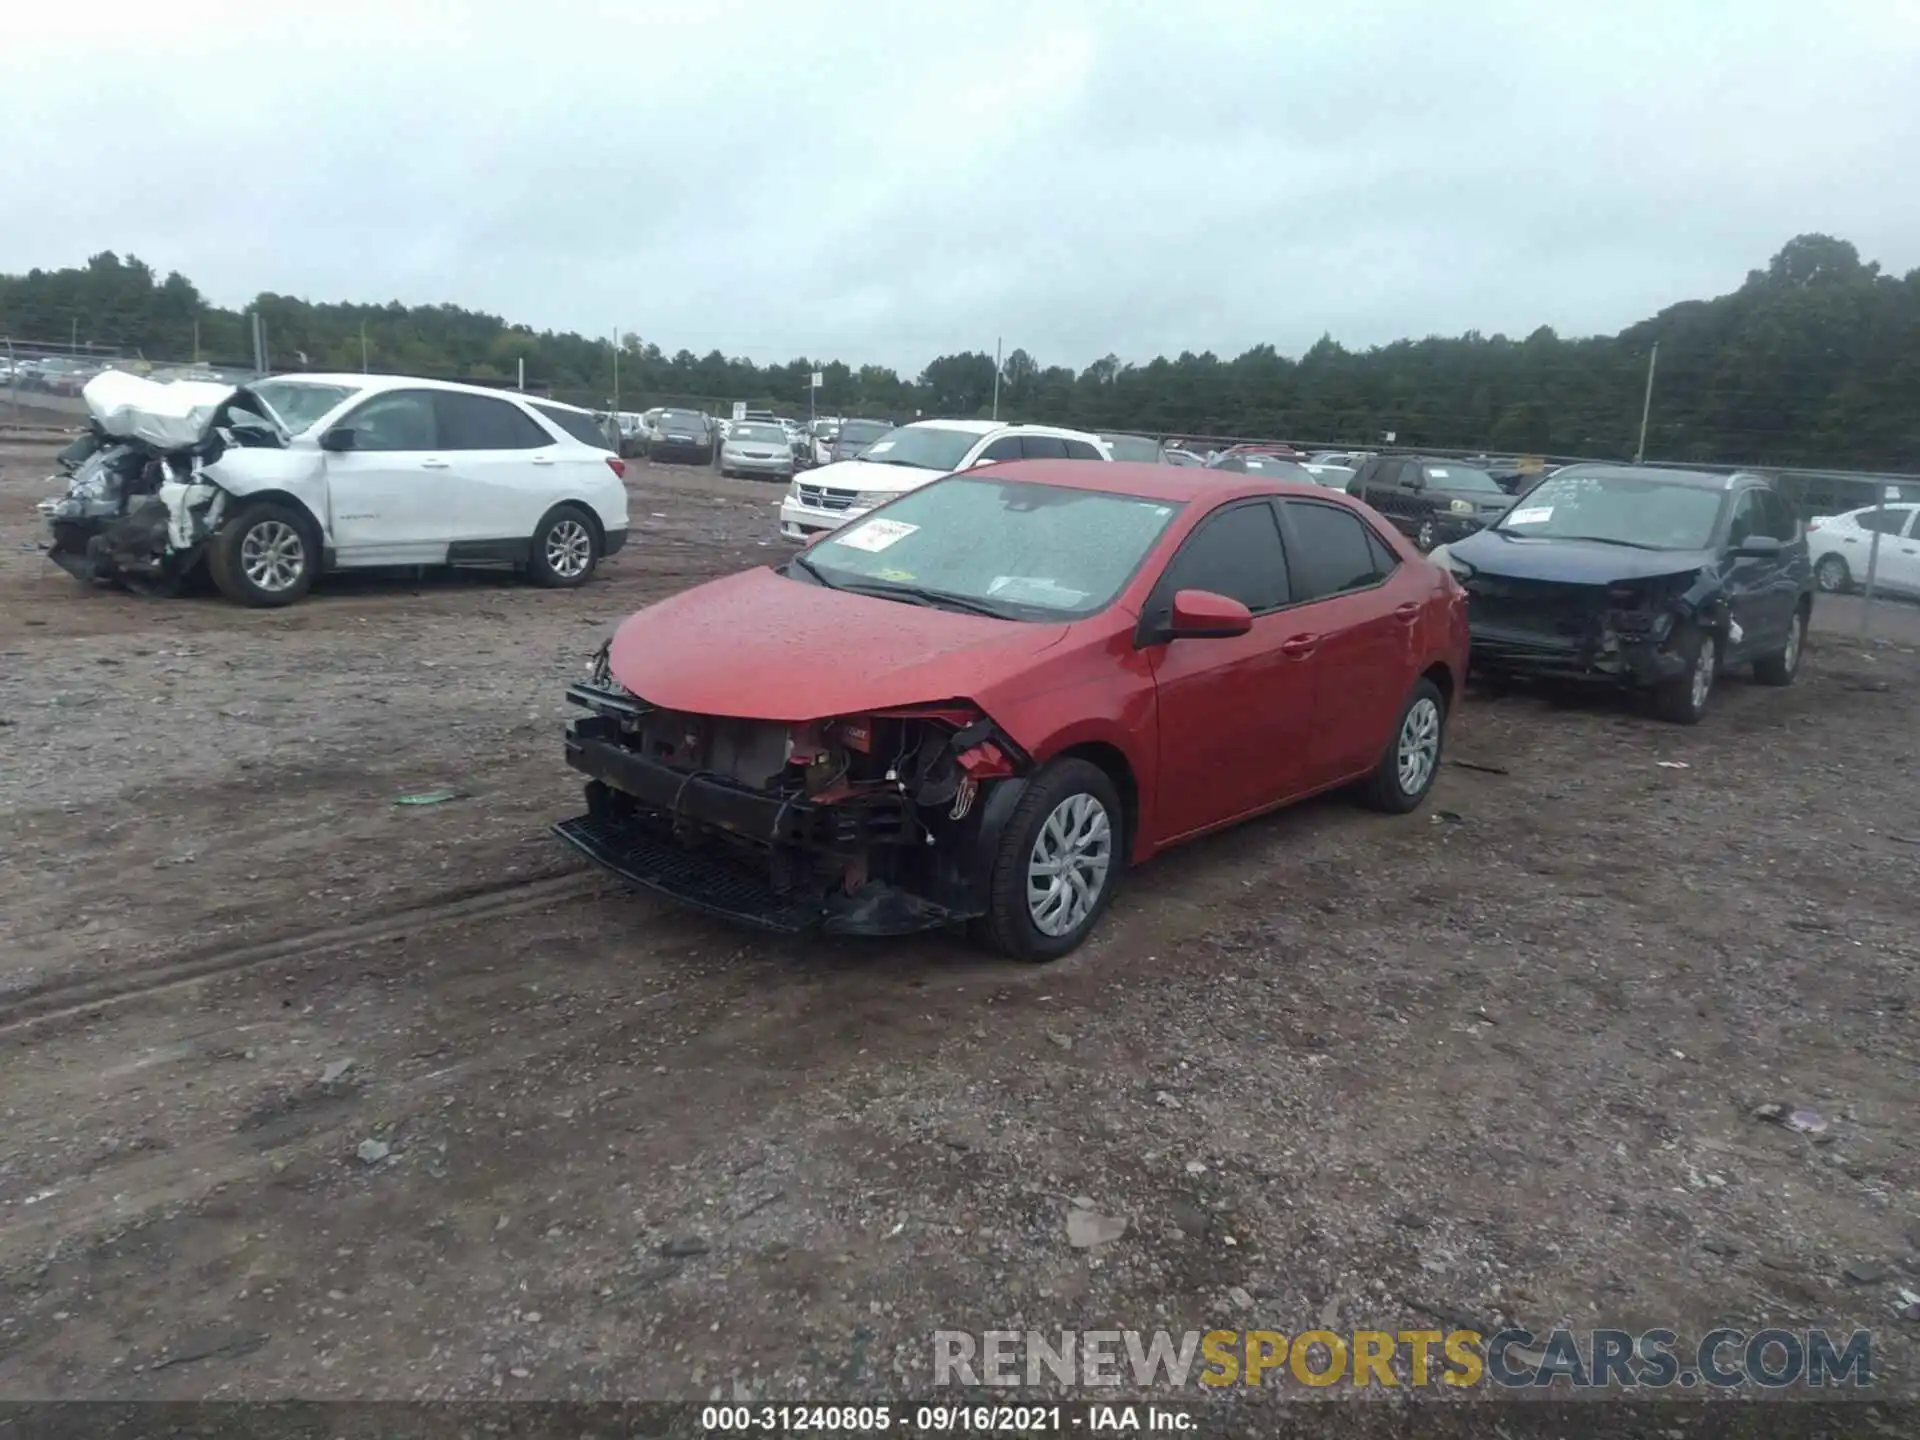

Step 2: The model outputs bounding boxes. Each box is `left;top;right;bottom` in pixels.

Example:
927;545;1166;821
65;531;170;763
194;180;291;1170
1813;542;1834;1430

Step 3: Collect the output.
2;0;1915;375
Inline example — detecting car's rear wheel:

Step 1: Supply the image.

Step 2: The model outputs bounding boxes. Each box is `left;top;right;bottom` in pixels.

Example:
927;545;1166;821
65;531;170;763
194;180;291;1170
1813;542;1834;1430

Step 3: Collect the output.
974;758;1122;962
1753;602;1808;686
1359;678;1447;812
528;504;600;588
1652;623;1715;724
208;501;316;608
1814;554;1851;593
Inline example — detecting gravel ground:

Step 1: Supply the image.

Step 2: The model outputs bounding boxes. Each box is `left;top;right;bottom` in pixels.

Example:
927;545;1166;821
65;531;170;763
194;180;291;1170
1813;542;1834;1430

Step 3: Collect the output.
1;437;1916;1410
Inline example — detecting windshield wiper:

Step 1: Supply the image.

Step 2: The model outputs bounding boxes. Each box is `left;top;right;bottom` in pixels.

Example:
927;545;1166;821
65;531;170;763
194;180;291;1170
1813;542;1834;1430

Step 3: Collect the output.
788;551;836;588
868;457;937;469
834;580;1020;620
1547;534;1660;549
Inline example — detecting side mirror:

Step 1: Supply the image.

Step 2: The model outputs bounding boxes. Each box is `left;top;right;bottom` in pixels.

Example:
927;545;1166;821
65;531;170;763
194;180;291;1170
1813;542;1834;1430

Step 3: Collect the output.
1732;535;1783;559
1167;589;1253;640
320;427;357;453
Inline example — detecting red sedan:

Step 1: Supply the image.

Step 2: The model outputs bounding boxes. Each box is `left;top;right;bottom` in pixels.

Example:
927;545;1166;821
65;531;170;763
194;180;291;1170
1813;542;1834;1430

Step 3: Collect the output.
555;460;1468;959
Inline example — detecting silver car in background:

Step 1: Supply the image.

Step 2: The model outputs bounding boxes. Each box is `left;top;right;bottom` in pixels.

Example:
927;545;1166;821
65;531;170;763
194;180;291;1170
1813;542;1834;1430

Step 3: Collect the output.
718;420;798;480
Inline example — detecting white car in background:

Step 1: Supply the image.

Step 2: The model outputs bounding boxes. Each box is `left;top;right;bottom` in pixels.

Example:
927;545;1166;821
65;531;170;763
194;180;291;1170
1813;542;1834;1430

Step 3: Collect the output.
42;371;631;607
777;419;1109;540
1809;503;1920;596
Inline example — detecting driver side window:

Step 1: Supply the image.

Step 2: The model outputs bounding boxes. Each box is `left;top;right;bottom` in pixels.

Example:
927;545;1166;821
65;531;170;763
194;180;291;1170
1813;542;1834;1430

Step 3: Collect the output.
340;390;437;452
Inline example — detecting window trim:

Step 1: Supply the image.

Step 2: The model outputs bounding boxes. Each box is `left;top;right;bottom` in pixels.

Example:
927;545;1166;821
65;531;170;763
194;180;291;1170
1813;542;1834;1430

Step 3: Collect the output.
1275;497;1399;606
1135;497;1293;646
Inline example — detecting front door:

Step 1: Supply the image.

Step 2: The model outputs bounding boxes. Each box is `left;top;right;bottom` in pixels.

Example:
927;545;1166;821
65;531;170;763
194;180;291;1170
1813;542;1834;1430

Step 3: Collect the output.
1142;500;1314;843
1721;489;1792;657
323;388;465;565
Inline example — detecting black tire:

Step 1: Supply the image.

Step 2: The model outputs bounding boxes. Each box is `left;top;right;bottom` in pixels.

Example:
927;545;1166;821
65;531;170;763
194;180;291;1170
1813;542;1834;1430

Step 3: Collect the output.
1359;677;1447;813
1652;622;1716;724
207;501;317;608
527;504;601;588
972;758;1124;962
1814;554;1851;594
1415;517;1437;552
1753;602;1808;686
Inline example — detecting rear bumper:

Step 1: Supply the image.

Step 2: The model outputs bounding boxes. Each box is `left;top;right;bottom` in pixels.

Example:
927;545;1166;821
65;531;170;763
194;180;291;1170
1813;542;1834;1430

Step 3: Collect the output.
603;526;629;556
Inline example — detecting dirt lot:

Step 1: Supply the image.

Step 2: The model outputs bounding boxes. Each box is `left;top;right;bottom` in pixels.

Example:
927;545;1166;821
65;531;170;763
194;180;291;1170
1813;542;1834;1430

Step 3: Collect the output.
1;435;1916;1408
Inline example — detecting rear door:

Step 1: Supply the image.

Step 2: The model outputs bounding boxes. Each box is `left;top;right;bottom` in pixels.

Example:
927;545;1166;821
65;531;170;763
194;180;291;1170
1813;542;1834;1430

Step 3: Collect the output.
323;388;463;565
1276;500;1416;784
1141;500;1315;843
1358;459;1408;530
1875;506;1920;596
431;391;561;542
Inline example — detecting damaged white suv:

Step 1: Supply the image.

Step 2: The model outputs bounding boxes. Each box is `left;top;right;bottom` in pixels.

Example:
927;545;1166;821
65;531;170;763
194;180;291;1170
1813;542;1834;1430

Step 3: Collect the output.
39;372;631;607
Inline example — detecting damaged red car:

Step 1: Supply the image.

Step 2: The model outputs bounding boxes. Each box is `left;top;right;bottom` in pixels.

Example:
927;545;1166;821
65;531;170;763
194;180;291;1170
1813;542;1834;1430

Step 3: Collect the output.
554;460;1468;959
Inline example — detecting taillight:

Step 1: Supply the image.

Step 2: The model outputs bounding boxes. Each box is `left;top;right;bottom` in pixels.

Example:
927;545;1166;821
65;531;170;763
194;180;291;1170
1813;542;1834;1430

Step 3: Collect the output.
605;456;627;479
1806;518;1821;530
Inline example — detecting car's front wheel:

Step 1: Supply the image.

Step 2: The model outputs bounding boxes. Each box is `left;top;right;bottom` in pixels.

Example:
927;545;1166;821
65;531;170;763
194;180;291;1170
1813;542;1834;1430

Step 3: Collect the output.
208;501;317;608
1359;677;1447;812
1653;623;1715;724
974;758;1123;962
1814;554;1851;593
528;505;601;588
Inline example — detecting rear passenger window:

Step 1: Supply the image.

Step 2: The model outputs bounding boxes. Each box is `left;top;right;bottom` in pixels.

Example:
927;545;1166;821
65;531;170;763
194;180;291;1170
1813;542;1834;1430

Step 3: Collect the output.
976;436;1023;462
1060;438;1104;461
1019;435;1069;460
533;402;614;451
1285;501;1387;599
1365;526;1400;576
1150;502;1290;619
433;393;552;450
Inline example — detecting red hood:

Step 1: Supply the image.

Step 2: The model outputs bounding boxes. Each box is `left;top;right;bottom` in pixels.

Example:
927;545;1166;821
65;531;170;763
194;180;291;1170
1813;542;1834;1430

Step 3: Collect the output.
608;566;1071;721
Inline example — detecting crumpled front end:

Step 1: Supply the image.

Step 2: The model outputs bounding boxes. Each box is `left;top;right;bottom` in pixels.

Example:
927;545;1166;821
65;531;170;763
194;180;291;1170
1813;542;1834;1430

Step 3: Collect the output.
551;643;1031;935
38;381;286;597
1464;571;1723;685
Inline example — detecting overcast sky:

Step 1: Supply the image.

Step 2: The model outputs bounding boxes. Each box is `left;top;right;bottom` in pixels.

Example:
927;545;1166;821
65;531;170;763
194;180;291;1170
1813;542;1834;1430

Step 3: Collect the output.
4;0;1916;374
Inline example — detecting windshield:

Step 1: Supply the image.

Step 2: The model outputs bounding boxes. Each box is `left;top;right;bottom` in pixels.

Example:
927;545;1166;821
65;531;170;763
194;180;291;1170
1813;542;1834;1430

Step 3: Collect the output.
796;477;1181;620
1101;434;1163;463
836;420;891;446
250;380;360;434
1495;473;1726;549
857;425;980;472
1424;464;1503;494
729;422;787;444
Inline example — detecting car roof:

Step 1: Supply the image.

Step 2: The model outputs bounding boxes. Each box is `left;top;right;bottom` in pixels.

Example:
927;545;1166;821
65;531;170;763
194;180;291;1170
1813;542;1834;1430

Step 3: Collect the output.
1551;462;1760;491
274;372;561;405
958;458;1359;506
904;418;1102;440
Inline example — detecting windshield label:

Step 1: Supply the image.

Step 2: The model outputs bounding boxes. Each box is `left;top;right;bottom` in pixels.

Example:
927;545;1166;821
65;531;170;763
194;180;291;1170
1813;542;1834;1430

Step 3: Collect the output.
834;518;919;552
1508;506;1553;525
1429;468;1449;478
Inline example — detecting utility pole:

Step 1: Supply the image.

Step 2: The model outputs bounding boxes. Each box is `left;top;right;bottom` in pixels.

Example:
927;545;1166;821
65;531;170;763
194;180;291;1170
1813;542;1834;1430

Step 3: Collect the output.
991;335;1002;420
612;329;620;414
517;356;524;392
1634;342;1659;462
360;321;369;374
70;317;78;354
1859;485;1896;641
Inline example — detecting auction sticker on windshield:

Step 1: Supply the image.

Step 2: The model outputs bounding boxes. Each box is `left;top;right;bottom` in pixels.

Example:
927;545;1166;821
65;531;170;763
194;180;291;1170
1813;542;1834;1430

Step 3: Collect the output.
1508;506;1553;525
834;518;919;552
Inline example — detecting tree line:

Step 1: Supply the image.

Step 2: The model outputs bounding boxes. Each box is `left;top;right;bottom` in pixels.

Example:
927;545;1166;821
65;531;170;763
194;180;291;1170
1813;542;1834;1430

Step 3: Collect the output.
3;235;1915;469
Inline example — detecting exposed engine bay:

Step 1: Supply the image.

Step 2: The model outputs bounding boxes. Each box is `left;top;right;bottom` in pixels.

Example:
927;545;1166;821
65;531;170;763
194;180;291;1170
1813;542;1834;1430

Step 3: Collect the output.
552;641;1031;934
37;373;285;597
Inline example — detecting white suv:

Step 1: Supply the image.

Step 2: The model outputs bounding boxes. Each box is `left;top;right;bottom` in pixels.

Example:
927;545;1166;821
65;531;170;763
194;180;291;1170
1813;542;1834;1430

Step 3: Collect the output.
1809;502;1920;596
44;371;632;607
777;419;1109;540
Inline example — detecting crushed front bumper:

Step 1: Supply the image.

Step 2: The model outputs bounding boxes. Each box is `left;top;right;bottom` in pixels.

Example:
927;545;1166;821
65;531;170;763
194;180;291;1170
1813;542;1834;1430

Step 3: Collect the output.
554;712;1014;936
1469;623;1689;685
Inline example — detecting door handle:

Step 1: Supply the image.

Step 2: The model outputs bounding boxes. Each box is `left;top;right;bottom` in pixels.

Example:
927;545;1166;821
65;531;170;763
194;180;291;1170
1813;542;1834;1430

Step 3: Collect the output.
421;458;450;469
1394;602;1421;623
532;454;555;465
1280;634;1320;659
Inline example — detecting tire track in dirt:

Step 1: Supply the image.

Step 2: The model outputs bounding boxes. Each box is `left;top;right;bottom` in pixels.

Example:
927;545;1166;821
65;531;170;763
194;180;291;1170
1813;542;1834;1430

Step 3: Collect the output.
0;870;615;1036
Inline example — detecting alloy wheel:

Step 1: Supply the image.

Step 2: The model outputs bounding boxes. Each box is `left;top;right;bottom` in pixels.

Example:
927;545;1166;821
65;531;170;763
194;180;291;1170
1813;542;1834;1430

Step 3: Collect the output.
241;521;305;593
1396;696;1441;796
1026;793;1112;938
546;519;592;578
